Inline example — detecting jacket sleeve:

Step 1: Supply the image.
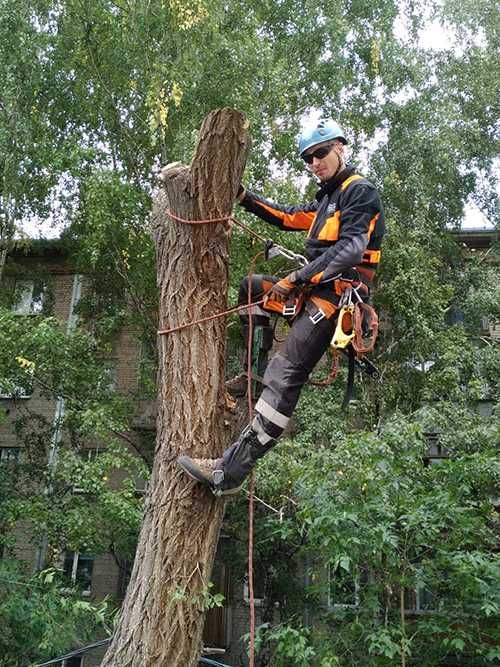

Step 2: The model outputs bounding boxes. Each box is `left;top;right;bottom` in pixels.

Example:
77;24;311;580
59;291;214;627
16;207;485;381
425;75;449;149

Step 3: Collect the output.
239;190;317;232
295;183;382;283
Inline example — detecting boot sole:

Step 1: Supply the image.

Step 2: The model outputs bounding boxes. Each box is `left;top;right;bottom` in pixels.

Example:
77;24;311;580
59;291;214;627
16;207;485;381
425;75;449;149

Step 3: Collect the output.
177;456;242;497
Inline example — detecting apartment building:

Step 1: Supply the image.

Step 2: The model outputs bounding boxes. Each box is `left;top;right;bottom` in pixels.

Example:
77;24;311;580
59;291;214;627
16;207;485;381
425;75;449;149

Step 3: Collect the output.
0;240;258;667
1;224;496;666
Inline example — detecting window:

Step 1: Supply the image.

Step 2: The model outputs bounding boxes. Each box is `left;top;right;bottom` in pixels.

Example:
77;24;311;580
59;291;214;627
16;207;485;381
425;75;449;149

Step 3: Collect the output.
63;552;94;596
328;564;360;608
138;340;157;396
117;559;133;601
94;360;117;393
404;583;436;613
134;474;148;495
445;305;465;326
0;380;33;400
61;658;83;667
0;447;21;464
423;433;449;466
243;573;265;606
12;279;46;315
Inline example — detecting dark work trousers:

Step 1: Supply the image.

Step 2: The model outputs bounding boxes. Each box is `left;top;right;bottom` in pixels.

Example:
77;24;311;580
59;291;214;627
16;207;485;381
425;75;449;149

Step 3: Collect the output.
237;274;339;448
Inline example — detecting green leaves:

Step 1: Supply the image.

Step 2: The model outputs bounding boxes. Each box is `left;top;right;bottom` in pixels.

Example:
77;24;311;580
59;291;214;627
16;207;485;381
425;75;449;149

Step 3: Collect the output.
0;304;147;562
0;560;114;666
253;623;317;667
246;406;499;664
0;1;497;665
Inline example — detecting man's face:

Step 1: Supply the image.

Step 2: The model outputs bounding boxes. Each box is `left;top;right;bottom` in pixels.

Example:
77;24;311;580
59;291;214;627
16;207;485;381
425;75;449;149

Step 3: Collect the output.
303;140;343;182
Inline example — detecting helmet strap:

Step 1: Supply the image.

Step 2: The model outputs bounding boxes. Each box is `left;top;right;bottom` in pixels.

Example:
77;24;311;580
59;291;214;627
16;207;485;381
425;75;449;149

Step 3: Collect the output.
330;147;345;180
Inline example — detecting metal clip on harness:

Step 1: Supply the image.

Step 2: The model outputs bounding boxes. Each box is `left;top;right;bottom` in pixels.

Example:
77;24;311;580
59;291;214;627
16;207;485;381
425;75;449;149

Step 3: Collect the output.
282;303;297;317
265;240;308;267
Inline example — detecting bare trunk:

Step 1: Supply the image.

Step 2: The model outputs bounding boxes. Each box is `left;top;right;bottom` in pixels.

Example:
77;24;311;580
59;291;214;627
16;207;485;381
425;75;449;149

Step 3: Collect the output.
102;108;249;667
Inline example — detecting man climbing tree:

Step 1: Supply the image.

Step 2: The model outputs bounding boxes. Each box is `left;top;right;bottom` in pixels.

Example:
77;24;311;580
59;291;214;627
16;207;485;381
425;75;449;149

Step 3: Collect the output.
178;118;385;496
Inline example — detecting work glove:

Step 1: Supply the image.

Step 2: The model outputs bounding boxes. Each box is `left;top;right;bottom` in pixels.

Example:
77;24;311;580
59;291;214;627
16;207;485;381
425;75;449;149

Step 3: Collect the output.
265;274;298;305
235;185;246;203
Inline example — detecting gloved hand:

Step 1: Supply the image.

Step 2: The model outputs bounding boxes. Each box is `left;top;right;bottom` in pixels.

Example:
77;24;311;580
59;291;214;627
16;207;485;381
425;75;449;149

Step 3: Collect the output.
265;274;297;305
235;185;246;203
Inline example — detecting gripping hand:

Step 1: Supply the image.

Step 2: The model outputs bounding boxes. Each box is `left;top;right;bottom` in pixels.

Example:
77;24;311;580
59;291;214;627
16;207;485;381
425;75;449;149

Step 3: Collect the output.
235;185;246;203
265;275;297;305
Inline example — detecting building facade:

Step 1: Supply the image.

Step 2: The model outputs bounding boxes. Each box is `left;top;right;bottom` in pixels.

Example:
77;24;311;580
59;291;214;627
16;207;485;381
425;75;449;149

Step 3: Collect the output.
0;241;259;667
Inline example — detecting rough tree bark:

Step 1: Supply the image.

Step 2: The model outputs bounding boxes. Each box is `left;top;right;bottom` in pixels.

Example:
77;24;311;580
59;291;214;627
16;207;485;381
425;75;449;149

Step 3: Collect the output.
102;108;249;667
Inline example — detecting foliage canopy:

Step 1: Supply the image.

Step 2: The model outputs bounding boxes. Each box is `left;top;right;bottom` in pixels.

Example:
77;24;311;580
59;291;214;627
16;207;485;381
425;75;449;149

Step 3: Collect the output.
0;0;498;663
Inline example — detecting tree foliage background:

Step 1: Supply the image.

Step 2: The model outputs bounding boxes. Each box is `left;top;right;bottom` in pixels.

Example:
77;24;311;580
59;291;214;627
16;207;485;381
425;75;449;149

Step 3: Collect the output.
0;0;498;664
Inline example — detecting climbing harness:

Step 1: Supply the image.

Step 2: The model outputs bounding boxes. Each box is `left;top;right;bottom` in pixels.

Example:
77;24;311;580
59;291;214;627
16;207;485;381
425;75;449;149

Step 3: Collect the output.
159;209;381;405
304;279;380;405
329;283;379;406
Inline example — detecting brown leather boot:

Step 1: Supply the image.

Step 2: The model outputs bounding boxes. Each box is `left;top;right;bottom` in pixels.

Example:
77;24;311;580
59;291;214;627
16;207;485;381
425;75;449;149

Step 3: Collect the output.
225;372;249;398
177;456;243;496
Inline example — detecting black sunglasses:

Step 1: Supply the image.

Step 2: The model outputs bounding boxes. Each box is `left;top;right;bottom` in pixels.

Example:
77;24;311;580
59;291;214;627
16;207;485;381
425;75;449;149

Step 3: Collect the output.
302;143;335;164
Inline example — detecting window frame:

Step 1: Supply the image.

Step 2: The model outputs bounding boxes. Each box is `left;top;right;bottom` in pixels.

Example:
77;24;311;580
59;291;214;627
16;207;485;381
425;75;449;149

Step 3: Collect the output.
11;278;47;316
404;581;436;615
62;551;94;597
0;372;34;400
0;447;21;464
328;563;361;609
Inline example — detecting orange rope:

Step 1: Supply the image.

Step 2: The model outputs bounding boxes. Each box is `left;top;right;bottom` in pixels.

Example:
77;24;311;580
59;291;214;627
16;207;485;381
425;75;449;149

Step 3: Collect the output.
165;208;269;244
246;253;263;667
164;205;261;663
164;209;231;225
157;299;266;336
309;348;340;387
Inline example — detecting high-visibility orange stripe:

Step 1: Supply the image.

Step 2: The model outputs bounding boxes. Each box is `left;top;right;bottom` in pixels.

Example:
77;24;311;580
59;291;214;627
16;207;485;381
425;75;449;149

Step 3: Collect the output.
341;174;363;191
310;271;324;285
256;201;315;231
317;211;341;241
310;295;337;319
263;299;287;315
367;213;379;240
362;249;381;264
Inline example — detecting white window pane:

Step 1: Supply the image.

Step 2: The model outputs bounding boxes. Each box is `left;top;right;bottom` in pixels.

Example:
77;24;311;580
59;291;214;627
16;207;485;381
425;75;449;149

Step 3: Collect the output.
12;280;46;315
31;282;46;313
12;280;34;314
0;447;21;463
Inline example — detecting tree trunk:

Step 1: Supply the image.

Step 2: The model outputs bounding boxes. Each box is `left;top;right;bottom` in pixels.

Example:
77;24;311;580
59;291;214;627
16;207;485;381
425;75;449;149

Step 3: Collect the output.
102;108;249;667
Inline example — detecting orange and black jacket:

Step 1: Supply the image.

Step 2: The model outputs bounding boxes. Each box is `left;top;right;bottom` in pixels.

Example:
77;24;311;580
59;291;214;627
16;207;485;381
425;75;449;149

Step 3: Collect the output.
240;166;385;286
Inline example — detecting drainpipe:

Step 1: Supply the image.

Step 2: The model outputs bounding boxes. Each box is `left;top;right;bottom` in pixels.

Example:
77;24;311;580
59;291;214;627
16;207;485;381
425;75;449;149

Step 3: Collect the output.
35;274;82;570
